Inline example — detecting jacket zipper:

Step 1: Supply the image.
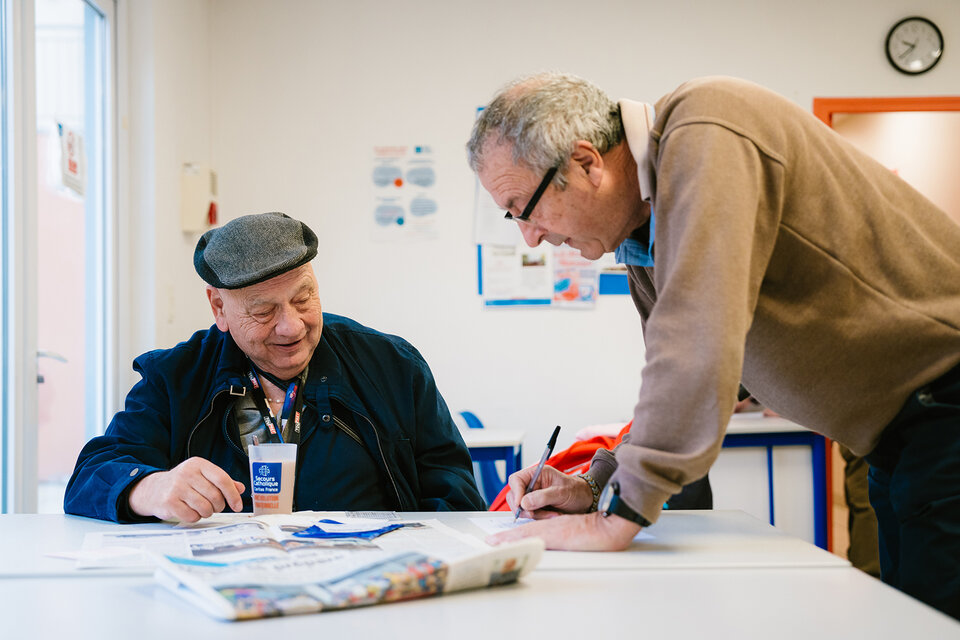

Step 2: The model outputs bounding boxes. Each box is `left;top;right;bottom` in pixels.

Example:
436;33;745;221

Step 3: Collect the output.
222;406;246;458
186;388;229;458
331;414;363;446
356;411;406;510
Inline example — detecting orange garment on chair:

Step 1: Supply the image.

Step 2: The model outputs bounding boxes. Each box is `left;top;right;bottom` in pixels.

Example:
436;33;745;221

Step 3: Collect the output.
488;422;631;511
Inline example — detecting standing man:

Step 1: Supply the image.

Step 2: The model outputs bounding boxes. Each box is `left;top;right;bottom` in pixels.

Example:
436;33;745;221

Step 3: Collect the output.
467;73;960;619
65;212;484;522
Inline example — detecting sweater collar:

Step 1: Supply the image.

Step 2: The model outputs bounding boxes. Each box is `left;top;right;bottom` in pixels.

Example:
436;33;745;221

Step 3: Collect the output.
615;99;657;267
618;98;656;202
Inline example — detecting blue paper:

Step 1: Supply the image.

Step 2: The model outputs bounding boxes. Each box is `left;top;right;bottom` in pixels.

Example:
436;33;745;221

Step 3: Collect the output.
292;519;404;540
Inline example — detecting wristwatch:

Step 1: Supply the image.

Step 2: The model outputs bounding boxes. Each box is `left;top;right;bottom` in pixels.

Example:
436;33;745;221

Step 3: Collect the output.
598;481;652;528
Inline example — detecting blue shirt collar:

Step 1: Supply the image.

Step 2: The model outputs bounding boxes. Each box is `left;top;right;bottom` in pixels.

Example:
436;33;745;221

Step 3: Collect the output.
615;99;657;267
614;208;655;267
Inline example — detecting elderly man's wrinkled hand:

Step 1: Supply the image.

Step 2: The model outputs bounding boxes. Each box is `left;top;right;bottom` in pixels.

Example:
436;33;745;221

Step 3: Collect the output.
504;464;594;518
486;511;641;551
128;457;245;523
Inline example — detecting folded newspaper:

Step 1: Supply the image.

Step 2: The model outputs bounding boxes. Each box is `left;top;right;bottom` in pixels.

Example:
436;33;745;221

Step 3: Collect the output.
105;514;543;620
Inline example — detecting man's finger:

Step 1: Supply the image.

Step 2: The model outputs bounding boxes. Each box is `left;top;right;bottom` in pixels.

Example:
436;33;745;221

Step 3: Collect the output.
232;481;246;508
199;463;244;512
163;498;203;524
519;485;562;512
505;471;533;510
182;486;217;519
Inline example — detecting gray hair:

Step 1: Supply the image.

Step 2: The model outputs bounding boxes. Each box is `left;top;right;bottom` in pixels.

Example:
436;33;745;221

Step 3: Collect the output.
466;72;624;189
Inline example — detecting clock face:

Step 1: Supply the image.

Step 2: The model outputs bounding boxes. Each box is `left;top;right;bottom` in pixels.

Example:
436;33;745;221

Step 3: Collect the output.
886;17;944;75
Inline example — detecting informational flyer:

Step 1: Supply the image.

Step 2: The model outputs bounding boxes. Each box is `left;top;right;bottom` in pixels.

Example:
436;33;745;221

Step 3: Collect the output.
552;246;600;308
371;144;438;240
480;244;553;306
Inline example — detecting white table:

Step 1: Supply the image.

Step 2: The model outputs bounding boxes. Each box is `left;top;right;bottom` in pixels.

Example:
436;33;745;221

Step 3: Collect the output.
0;510;845;577
3;567;957;638
468;510;847;570
1;511;957;637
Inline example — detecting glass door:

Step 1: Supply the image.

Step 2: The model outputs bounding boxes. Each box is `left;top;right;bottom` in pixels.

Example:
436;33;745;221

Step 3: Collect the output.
33;0;113;512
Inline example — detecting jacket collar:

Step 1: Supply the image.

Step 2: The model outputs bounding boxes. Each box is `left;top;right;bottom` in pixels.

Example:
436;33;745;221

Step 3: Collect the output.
305;331;367;415
199;324;370;419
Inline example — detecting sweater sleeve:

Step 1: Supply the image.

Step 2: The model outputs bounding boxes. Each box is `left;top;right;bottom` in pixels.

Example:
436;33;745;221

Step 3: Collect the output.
608;122;783;524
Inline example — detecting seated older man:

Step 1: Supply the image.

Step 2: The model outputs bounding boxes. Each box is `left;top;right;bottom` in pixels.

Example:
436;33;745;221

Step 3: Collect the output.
65;212;484;522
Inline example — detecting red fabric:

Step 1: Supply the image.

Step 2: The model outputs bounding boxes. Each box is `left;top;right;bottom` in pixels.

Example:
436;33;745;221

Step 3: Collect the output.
488;422;632;511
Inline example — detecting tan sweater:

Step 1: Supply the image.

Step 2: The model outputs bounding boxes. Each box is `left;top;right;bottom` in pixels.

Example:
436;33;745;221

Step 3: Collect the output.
590;77;960;524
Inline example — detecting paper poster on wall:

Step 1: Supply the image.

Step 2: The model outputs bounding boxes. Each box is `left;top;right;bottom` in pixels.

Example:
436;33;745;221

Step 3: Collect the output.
478;242;627;305
58;122;84;195
371;144;438;240
473;176;521;245
481;244;553;306
552;246;600;308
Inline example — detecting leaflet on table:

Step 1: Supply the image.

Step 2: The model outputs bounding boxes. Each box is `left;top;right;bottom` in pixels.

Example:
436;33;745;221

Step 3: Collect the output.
150;518;543;620
77;515;481;570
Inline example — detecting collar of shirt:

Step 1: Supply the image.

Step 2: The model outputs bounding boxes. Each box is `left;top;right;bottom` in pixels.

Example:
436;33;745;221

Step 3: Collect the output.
615;99;657;267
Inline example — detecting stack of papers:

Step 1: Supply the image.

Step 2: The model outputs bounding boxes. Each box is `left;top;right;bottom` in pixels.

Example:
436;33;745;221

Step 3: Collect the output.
68;513;543;620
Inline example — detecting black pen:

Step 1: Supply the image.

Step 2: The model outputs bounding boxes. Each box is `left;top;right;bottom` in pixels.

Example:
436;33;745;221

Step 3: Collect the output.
514;425;561;522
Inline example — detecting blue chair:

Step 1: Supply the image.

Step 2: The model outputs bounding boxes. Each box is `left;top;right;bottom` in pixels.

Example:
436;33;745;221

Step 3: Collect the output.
459;411;509;506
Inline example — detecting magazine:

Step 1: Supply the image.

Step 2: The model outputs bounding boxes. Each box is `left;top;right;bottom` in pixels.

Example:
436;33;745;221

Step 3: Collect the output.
133;514;543;620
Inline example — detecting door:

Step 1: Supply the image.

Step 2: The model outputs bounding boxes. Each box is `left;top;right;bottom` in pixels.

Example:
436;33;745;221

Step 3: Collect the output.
1;0;115;513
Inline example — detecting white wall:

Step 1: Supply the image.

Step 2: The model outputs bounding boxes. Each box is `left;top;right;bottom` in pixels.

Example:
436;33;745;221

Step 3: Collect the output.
124;0;215;365
125;0;960;459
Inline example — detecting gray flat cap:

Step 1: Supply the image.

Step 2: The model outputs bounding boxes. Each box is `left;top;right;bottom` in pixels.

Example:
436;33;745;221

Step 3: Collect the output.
194;212;318;289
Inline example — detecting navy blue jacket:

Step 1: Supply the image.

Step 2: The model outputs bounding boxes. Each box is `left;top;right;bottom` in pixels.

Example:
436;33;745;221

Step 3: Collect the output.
64;314;484;522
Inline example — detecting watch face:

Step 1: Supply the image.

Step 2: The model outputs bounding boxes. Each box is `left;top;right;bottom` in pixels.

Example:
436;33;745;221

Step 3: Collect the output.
886;17;944;75
598;482;614;513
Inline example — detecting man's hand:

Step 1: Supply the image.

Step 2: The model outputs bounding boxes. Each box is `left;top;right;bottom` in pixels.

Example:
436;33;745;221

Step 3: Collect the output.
128;457;245;523
487;511;641;551
504;465;594;518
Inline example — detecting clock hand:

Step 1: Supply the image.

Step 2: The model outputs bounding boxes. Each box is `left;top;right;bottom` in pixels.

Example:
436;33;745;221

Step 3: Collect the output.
899;41;917;59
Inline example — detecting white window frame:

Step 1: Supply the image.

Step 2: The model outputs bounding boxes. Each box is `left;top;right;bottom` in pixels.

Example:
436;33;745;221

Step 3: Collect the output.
4;0;40;514
2;0;120;513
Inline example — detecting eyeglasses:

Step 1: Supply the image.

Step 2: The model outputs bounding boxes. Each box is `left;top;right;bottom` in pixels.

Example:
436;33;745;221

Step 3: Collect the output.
504;166;558;222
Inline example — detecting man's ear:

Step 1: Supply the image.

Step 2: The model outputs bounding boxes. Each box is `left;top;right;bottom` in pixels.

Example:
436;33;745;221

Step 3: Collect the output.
570;140;604;188
206;286;230;332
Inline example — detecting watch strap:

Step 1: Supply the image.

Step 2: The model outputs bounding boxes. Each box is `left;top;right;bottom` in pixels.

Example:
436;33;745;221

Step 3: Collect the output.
601;482;653;528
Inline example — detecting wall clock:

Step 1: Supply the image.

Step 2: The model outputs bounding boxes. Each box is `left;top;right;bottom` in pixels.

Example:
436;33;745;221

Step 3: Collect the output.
886;16;944;75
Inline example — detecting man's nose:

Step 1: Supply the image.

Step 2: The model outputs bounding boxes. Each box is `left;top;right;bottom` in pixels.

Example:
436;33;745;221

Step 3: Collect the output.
519;222;546;248
274;305;303;335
